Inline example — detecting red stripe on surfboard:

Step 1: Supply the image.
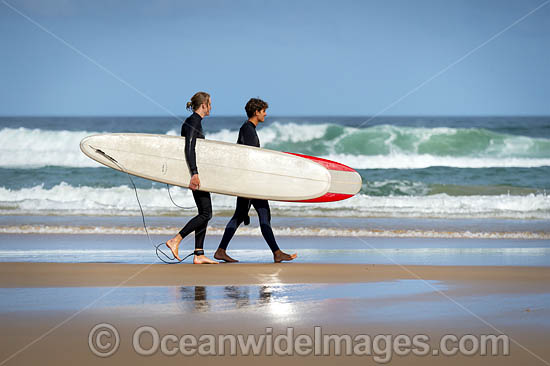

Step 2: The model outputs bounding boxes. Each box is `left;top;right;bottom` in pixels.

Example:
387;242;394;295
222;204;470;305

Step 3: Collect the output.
284;152;355;172
293;192;354;203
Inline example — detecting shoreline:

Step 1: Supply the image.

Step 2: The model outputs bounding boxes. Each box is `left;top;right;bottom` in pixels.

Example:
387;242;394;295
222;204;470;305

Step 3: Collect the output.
1;233;549;266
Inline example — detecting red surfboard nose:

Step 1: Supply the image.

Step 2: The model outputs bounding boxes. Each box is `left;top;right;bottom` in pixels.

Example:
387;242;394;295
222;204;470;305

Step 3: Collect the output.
284;152;362;202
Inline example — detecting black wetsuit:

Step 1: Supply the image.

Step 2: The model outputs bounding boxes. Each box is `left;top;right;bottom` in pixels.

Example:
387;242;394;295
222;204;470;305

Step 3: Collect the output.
178;112;212;250
218;121;280;253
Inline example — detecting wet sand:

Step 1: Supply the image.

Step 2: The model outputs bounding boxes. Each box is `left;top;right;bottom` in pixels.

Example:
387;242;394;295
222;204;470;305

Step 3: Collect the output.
0;262;549;365
0;262;549;288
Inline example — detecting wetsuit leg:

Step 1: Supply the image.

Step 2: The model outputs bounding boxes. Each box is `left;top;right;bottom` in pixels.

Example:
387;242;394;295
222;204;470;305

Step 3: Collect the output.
251;199;280;253
218;197;250;250
178;190;212;249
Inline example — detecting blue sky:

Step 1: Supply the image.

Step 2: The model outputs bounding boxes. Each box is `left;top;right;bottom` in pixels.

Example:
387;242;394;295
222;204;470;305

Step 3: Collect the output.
1;0;549;116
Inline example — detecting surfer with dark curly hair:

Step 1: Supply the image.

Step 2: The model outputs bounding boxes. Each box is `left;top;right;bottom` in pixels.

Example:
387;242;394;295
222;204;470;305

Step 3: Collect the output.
166;91;218;264
214;98;297;263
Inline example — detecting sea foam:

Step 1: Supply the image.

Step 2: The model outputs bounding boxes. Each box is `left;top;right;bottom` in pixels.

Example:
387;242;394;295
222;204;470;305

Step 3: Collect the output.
1;183;548;219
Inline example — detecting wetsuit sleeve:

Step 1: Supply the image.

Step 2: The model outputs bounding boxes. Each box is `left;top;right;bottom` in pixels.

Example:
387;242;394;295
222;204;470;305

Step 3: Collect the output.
183;120;201;175
184;132;198;175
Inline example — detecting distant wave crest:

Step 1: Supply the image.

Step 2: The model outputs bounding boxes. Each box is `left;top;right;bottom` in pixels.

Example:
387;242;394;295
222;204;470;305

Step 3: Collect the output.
1;124;550;169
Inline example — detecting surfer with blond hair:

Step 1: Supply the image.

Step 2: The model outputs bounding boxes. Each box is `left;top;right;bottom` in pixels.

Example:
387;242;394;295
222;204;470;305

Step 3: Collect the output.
166;91;218;264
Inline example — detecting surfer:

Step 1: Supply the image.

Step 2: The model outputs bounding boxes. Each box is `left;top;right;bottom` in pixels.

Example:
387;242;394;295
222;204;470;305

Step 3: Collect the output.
166;92;218;264
214;98;297;263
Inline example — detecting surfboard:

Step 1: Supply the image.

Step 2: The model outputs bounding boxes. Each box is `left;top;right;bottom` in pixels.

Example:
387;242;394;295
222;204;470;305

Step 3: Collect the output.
80;133;362;202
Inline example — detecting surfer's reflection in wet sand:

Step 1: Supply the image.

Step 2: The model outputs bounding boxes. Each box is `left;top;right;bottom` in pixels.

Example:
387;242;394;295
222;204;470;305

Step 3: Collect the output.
224;286;250;309
258;286;273;305
178;285;275;312
179;286;209;312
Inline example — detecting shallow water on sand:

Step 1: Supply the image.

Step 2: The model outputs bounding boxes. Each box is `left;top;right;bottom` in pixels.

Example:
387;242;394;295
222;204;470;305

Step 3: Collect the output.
1;281;549;327
0;234;548;266
0;280;444;313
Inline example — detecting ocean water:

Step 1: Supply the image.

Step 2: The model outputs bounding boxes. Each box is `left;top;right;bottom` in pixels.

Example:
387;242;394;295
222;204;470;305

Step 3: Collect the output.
0;116;549;222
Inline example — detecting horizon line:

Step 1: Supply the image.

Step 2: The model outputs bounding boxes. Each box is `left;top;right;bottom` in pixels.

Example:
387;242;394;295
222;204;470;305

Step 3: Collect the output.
1;114;550;118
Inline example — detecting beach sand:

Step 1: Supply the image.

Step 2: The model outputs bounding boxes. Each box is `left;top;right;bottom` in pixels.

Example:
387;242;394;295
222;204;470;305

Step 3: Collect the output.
1;261;550;288
1;262;549;365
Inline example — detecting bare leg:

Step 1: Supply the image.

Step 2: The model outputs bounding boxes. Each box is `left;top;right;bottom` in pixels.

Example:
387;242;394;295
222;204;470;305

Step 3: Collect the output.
214;248;239;263
273;250;297;263
193;253;219;264
166;234;183;261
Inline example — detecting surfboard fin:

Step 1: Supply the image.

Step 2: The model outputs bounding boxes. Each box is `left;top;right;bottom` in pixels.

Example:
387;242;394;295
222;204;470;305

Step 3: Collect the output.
92;146;118;164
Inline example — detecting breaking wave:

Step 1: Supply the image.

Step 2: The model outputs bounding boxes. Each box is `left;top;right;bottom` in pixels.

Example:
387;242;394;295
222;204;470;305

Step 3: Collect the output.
2;124;550;169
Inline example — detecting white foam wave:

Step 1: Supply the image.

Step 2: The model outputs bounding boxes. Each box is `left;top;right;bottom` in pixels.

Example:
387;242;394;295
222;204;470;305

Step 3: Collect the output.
258;122;330;144
0;127;102;168
0;184;549;219
204;122;329;144
315;192;550;219
2;126;550;169
205;129;239;143
321;153;550;169
0;127;223;168
0;124;330;168
1;225;548;239
0;182;236;213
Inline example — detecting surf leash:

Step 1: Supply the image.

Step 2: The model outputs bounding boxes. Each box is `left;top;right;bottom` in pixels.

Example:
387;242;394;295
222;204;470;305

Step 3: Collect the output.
92;147;194;264
166;184;195;210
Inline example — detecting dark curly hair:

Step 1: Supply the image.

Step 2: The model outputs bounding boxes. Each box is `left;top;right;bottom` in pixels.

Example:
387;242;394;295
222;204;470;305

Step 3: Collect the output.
245;98;269;118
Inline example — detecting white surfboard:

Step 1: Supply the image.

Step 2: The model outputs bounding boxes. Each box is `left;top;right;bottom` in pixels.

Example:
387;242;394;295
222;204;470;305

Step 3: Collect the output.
80;133;361;202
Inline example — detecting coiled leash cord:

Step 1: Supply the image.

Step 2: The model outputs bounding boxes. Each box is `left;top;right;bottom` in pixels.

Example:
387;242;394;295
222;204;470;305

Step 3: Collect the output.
92;147;195;264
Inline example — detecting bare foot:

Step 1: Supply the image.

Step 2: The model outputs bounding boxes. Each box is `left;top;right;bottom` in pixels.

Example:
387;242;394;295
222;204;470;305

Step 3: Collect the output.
273;250;297;263
214;248;239;263
194;255;219;264
166;236;182;261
